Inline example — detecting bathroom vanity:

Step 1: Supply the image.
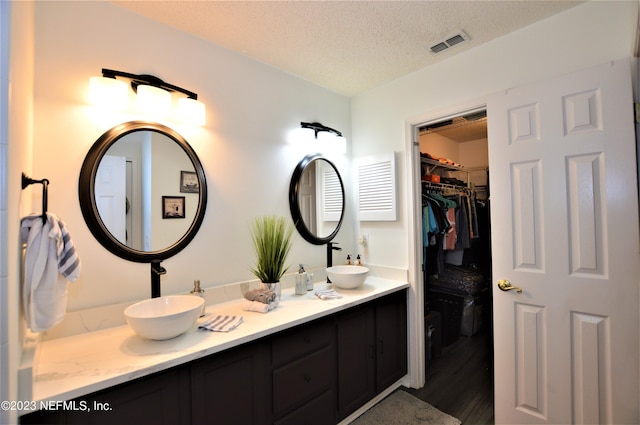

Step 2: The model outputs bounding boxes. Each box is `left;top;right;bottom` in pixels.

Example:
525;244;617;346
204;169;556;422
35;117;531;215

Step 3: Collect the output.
20;277;408;425
29;121;407;424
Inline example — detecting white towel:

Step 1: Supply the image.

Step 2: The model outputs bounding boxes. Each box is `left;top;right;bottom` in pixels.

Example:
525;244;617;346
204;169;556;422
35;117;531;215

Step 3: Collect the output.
20;213;81;332
242;299;278;313
198;315;243;332
315;289;342;300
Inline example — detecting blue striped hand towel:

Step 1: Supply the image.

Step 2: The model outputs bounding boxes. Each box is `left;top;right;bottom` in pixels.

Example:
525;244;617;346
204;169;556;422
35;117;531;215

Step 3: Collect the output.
198;315;243;332
20;212;81;332
315;289;342;300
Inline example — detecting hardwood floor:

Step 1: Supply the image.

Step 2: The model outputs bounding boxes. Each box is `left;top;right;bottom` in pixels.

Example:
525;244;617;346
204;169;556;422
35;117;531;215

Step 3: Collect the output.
403;326;495;424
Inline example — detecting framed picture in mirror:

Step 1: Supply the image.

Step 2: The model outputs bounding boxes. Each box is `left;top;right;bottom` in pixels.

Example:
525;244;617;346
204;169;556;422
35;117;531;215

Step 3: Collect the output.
180;171;199;193
162;196;185;219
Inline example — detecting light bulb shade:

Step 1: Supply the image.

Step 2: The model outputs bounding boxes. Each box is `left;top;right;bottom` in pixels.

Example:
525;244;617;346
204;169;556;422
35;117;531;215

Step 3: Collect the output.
89;76;128;109
317;131;347;155
177;97;206;126
333;135;347;155
289;127;316;144
137;85;171;117
317;131;336;143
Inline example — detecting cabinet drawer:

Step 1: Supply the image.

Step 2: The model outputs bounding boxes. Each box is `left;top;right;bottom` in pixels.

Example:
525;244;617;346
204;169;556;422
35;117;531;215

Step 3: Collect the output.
272;318;333;367
273;346;334;417
274;389;335;425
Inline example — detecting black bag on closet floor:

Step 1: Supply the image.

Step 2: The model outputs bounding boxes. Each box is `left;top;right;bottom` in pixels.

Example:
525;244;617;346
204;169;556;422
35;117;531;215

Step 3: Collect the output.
428;265;487;345
428;264;486;297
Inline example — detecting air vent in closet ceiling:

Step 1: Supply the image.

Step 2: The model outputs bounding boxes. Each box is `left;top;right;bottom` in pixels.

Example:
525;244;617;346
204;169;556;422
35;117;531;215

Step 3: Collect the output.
429;30;470;55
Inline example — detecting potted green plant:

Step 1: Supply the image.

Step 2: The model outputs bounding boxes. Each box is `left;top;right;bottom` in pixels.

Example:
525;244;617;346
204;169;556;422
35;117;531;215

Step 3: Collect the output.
250;215;294;299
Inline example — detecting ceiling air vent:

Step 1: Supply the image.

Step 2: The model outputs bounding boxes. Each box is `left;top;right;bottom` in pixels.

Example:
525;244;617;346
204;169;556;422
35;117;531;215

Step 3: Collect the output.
429;30;470;55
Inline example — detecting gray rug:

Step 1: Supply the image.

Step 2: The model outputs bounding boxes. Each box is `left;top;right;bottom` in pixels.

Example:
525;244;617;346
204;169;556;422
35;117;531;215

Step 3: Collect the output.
350;390;461;425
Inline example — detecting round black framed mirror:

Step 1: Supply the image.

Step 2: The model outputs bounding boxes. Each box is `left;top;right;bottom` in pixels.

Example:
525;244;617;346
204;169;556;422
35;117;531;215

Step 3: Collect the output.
79;121;207;262
289;153;345;245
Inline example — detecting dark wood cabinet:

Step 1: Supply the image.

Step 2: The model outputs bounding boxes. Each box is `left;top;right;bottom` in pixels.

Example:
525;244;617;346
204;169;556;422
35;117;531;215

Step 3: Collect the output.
22;367;191;425
271;317;336;423
274;389;336;425
375;290;408;392
21;289;407;425
336;290;408;421
190;341;270;425
70;367;191;425
336;303;376;420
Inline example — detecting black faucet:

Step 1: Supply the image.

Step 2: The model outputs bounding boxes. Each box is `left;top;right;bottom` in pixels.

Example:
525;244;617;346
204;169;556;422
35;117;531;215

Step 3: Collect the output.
151;260;166;298
326;242;342;283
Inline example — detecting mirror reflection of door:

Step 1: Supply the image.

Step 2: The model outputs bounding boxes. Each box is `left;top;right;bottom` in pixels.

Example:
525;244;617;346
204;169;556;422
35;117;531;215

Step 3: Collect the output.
95;155;127;245
102;131;146;250
125;160;134;249
298;160;317;235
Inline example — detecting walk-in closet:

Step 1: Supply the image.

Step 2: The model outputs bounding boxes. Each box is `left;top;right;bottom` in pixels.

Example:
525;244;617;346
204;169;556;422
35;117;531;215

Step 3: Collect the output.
406;110;494;423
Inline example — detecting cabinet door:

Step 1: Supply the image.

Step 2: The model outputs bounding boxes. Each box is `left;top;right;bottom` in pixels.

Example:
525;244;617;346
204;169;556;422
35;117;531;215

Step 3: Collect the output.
375;290;408;392
336;304;375;421
191;342;270;425
66;367;191;425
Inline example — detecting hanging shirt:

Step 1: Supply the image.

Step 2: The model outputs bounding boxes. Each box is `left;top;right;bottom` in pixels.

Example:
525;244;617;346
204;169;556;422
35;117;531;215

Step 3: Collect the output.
444;207;457;250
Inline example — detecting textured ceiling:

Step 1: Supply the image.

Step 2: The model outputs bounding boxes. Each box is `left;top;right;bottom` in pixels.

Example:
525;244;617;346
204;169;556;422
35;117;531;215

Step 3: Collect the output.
111;1;583;97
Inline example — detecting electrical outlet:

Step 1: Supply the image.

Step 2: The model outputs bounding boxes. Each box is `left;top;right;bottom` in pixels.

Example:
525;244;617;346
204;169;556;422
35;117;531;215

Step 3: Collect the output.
359;233;369;247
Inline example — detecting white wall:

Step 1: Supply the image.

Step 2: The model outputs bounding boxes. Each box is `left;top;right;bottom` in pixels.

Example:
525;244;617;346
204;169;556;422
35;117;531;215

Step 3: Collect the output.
351;0;638;270
0;5;9;422
3;2;35;423
30;1;353;311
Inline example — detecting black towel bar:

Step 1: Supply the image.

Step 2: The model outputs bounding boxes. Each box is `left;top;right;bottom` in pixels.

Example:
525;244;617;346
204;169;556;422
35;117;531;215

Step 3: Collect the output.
21;172;49;225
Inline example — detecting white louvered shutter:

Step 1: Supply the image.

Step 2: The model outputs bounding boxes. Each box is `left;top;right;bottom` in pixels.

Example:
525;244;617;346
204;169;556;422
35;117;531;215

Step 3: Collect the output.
357;153;397;221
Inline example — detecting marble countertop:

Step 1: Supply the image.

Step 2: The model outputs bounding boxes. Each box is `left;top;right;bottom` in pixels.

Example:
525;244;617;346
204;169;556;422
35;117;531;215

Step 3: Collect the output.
32;277;408;404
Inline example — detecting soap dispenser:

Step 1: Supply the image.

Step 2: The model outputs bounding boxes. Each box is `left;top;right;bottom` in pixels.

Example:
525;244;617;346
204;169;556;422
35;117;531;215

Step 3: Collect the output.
295;264;307;295
306;272;314;291
190;280;205;316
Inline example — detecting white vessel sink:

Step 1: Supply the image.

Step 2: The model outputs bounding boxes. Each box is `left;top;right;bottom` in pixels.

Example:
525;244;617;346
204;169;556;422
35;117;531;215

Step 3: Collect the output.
326;265;369;289
124;295;204;340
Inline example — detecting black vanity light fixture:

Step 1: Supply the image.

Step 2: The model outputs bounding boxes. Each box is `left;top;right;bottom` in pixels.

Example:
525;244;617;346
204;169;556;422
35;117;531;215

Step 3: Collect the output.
300;121;342;138
298;121;347;154
89;68;206;126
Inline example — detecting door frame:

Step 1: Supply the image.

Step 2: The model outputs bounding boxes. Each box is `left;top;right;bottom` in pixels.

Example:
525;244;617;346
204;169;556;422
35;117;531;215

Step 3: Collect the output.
404;98;488;389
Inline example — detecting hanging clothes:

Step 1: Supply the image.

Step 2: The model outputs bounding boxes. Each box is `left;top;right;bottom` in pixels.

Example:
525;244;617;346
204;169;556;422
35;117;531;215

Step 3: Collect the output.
422;183;483;278
444;207;457;250
451;194;471;250
423;192;443;277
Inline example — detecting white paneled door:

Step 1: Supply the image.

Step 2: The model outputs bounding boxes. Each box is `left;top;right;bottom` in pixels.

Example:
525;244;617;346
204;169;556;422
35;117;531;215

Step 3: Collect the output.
488;59;639;424
95;155;127;244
